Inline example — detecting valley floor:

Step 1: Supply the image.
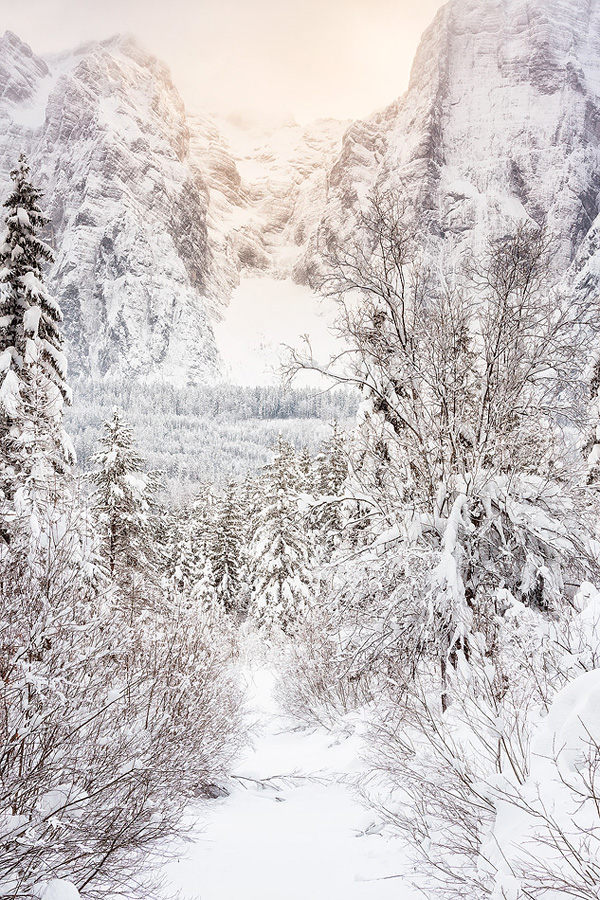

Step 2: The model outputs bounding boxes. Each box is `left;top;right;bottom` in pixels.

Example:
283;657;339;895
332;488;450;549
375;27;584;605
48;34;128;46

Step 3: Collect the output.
161;655;419;900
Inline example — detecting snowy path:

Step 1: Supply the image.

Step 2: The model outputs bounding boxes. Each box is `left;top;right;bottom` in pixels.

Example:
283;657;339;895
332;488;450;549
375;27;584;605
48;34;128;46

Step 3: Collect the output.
162;664;419;900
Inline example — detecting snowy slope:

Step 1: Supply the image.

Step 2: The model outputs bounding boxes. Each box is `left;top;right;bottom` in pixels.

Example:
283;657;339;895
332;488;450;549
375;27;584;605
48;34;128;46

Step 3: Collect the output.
188;114;347;287
310;0;600;300
213;276;340;387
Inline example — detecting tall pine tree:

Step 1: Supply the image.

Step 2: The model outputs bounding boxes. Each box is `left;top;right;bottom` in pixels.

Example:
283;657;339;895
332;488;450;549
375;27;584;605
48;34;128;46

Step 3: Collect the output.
314;421;348;553
89;408;156;583
211;479;244;614
248;435;311;633
0;154;73;511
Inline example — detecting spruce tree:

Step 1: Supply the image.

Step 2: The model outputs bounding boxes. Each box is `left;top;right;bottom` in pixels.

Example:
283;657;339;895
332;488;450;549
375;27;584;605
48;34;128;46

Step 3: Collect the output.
211;479;244;614
0;154;73;508
89;408;156;581
156;503;196;593
586;352;600;484
298;446;315;494
248;435;311;633
192;556;221;622
314;421;348;553
189;483;216;583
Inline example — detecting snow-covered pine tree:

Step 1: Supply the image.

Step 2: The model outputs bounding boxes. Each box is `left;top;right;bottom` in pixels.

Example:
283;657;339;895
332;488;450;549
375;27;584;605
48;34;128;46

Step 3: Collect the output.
189;482;216;583
192;555;221;622
248;435;311;633
89;408;156;583
156;502;196;593
297;446;315;494
211;479;244;614
317;422;347;496
314;421;348;553
0;154;73;513
585;346;600;484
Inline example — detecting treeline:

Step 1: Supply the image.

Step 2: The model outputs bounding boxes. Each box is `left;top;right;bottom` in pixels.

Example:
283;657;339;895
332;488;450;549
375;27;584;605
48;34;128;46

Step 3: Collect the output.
68;378;357;422
66;379;357;491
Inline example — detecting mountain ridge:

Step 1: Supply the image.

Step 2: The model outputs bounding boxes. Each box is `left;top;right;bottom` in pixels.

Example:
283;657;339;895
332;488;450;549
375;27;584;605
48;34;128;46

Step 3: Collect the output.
3;0;600;383
310;0;600;295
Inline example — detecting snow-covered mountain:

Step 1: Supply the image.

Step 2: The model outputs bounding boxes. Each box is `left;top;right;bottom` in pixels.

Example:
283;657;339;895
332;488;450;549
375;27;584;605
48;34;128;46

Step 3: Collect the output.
310;0;600;302
4;0;600;383
0;32;226;383
0;31;345;382
189;114;348;291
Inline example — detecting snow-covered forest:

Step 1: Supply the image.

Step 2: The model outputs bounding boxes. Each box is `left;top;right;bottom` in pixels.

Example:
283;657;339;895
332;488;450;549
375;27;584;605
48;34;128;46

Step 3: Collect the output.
5;0;600;892
64;378;357;492
4;135;600;900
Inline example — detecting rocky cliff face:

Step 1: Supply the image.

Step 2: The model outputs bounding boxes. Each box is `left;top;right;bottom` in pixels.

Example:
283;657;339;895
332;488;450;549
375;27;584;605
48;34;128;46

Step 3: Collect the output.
0;31;345;381
4;0;600;383
187;114;347;300
310;0;600;298
0;32;224;383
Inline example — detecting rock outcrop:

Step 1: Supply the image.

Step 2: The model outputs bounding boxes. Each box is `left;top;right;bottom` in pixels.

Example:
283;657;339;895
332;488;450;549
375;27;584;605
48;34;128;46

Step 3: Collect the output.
0;32;221;383
310;0;600;300
4;0;600;382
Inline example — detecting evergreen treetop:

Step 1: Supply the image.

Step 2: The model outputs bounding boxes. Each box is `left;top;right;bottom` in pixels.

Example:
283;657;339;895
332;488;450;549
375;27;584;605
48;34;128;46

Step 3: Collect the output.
0;154;68;400
0;155;73;507
90;408;156;578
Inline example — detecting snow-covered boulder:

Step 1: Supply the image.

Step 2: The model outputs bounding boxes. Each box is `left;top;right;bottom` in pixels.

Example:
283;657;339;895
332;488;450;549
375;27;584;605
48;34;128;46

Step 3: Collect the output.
36;880;80;900
482;659;600;898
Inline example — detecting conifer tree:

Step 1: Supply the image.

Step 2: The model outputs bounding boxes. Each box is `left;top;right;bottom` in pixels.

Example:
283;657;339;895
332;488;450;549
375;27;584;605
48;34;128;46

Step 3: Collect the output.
585;350;600;484
89;408;156;581
248;435;311;632
189;483;216;581
298;446;315;494
314;421;348;552
0;154;73;508
211;479;244;614
192;556;221;622
155;502;199;593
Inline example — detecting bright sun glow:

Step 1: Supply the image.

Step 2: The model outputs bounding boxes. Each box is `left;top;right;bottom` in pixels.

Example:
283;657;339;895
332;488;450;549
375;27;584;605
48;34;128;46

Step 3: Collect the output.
0;0;447;123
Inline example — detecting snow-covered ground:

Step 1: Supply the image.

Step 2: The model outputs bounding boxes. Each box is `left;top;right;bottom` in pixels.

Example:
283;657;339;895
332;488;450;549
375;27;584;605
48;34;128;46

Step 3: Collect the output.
161;660;419;900
213;277;342;387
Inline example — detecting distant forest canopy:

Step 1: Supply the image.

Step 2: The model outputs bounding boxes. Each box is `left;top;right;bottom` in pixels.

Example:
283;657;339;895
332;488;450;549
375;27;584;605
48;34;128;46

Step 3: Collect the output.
65;378;359;494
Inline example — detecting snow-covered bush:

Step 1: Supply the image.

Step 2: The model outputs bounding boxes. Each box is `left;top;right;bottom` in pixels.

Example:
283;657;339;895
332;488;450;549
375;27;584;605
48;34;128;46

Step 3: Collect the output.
284;192;600;896
277;598;373;728
355;581;600;900
478;585;600;900
0;522;245;899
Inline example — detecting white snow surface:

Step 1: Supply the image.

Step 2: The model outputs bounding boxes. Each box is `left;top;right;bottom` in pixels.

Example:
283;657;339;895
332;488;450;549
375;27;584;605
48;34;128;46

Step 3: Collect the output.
161;661;418;900
36;880;80;900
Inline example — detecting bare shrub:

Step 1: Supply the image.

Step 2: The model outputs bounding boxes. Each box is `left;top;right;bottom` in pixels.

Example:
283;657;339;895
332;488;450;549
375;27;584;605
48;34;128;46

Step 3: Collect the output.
0;506;245;899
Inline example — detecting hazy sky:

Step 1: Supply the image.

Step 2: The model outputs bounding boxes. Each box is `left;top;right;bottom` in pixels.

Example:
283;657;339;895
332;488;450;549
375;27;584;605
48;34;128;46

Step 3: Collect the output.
0;0;446;124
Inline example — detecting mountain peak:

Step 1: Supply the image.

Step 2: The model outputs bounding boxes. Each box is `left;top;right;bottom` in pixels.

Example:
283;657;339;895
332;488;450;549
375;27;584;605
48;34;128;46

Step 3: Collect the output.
0;32;49;104
1;31;33;53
